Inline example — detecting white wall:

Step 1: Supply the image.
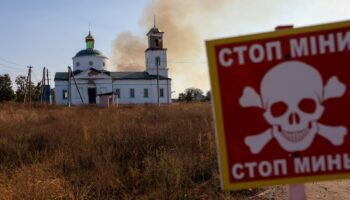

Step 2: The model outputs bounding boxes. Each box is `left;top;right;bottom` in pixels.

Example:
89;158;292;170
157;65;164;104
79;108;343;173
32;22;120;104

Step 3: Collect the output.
54;79;172;105
72;56;109;71
55;81;69;105
145;49;168;77
112;79;172;104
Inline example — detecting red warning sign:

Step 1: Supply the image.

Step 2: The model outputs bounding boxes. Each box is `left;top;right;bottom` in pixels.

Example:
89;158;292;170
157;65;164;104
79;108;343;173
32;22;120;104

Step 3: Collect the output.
206;21;350;190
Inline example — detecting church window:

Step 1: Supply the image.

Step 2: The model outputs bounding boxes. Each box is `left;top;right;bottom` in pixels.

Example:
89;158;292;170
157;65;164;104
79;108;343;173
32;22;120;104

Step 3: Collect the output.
155;56;160;66
62;90;68;100
76;62;80;67
89;61;94;66
130;88;135;98
103;62;106;67
115;89;120;98
144;88;149;98
160;88;164;98
155;39;159;47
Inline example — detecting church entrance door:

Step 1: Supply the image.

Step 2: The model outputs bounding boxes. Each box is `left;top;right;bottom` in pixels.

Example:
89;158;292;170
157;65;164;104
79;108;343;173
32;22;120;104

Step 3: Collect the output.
88;88;96;104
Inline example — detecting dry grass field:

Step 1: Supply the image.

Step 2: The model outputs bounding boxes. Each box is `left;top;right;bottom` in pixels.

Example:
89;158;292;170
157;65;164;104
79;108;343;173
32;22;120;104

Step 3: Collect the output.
0;103;259;200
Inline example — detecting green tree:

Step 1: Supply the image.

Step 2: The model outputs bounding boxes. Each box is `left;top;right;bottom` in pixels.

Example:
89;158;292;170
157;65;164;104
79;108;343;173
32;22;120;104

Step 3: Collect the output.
204;90;211;101
15;75;37;102
33;82;42;101
178;92;185;102
178;88;203;102
15;75;27;102
0;74;15;102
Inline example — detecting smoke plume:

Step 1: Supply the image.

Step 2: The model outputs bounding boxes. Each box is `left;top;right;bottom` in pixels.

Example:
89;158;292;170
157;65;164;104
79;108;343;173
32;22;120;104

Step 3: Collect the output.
112;0;231;95
111;32;146;71
112;0;350;95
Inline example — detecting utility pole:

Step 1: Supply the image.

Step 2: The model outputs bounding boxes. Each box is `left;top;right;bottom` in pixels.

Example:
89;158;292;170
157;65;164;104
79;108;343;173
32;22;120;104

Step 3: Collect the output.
41;67;46;104
68;66;84;104
156;57;160;106
23;67;30;104
68;66;71;107
28;66;32;104
24;66;33;104
46;68;50;104
116;93;119;107
46;68;50;85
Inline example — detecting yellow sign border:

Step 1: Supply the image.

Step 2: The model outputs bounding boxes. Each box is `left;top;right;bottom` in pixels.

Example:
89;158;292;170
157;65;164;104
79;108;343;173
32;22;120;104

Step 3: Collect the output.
206;20;350;190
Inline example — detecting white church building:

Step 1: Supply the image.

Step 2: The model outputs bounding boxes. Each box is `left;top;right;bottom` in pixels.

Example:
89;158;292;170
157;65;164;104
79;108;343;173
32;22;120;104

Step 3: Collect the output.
54;25;171;105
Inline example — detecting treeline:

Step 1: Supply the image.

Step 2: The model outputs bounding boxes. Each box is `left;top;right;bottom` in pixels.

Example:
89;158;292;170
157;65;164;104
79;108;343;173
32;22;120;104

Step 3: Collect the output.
177;87;210;102
0;73;43;102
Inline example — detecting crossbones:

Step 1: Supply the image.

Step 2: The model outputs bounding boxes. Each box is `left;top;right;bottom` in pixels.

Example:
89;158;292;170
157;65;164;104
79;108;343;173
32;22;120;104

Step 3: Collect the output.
239;61;347;154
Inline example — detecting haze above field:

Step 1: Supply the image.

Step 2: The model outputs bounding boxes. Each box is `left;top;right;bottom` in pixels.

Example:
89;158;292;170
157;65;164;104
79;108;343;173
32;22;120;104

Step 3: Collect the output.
1;0;350;95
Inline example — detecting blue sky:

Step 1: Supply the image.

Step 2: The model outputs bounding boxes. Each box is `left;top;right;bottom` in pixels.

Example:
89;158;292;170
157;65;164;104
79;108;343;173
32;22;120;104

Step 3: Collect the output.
0;0;149;85
1;0;350;95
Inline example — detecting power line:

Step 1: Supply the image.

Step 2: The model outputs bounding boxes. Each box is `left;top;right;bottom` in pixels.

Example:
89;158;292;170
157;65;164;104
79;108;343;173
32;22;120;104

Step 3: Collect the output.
0;57;27;67
0;63;42;85
0;63;26;71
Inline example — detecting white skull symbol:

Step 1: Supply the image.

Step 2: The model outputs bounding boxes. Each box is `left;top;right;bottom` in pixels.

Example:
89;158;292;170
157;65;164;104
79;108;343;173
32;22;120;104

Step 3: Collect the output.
261;61;324;151
239;60;347;154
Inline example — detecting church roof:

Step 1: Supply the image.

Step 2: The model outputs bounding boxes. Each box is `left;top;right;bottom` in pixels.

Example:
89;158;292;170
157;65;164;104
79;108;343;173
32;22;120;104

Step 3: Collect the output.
85;31;94;42
73;31;107;58
74;48;107;58
147;16;163;35
147;27;163;34
54;69;170;81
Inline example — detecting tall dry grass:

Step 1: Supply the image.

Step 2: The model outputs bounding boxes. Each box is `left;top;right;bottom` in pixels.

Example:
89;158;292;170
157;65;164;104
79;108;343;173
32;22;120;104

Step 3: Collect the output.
0;103;257;199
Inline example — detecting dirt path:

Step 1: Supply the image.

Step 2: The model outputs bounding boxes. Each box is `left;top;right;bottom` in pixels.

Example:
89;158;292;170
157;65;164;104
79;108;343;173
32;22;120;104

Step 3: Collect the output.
253;180;350;200
305;180;350;200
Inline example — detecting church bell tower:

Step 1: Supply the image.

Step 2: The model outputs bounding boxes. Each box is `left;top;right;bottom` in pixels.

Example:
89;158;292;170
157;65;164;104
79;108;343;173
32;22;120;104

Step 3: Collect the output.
145;18;168;77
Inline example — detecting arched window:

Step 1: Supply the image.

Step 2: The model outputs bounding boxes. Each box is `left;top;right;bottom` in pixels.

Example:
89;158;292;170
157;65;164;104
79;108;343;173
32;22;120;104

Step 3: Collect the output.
155;56;160;66
155;39;159;47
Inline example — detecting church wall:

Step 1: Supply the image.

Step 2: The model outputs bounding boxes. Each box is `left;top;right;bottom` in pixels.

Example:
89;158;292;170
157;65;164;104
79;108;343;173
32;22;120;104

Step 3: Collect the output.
71;82;88;105
112;79;171;104
73;56;109;71
69;79;112;105
54;79;172;105
55;81;68;105
145;50;168;77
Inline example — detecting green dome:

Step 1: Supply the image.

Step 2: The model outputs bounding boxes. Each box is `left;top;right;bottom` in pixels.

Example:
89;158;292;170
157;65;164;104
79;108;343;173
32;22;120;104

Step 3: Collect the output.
75;48;106;57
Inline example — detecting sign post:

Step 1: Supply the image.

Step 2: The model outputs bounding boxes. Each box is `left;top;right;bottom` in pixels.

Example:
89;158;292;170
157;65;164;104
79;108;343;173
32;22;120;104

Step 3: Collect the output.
206;20;350;195
288;184;306;200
